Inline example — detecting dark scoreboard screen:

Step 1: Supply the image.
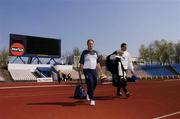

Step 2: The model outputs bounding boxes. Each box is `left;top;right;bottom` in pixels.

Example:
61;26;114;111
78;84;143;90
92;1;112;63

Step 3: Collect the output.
9;34;61;58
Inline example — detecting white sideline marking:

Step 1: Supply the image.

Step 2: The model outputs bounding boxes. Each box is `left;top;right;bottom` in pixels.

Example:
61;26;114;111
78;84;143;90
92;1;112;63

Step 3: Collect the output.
0;92;68;98
164;79;180;82
0;84;74;90
0;82;111;90
153;111;180;119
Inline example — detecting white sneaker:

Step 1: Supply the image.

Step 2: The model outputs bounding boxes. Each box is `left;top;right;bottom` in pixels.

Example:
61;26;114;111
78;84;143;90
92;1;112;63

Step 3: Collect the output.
90;100;95;106
86;94;90;101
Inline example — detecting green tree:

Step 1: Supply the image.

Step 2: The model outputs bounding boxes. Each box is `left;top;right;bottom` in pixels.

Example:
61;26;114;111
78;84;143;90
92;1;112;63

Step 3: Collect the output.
153;40;162;63
73;47;81;56
72;47;81;68
175;41;180;63
0;48;9;68
152;39;175;64
139;44;149;63
139;39;176;64
148;43;155;64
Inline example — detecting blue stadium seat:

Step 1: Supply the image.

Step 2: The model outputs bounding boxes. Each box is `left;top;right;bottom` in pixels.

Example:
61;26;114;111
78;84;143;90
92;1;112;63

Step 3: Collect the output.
140;64;175;76
171;64;180;74
35;67;53;77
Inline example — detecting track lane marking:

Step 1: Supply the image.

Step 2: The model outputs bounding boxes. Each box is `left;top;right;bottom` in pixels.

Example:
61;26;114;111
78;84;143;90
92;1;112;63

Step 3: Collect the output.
0;84;75;90
153;111;180;119
0;83;112;90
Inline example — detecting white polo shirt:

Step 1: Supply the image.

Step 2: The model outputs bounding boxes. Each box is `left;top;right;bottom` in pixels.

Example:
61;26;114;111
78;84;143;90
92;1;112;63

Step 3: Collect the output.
79;49;99;69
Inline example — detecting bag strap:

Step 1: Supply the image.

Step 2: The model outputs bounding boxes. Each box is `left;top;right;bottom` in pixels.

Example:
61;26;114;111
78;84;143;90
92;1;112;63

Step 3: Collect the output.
78;73;83;84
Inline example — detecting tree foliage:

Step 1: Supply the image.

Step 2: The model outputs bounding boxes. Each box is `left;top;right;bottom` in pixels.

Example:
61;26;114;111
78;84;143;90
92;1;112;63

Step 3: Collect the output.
72;47;81;57
72;47;81;68
0;48;9;68
139;39;178;64
175;41;180;63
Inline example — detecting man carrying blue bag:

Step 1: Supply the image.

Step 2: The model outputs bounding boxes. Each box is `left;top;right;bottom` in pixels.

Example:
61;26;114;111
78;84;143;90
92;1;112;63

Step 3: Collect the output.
79;39;106;106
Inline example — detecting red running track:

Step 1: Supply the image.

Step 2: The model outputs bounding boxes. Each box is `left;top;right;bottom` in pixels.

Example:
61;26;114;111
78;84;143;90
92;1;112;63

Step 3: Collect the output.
0;80;180;119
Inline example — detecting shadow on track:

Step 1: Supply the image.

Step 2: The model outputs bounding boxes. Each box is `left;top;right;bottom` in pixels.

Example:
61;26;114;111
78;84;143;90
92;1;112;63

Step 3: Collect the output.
27;100;86;107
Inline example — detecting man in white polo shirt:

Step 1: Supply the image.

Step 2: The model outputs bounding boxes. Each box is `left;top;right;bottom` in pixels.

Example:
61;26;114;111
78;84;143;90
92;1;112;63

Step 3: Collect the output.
79;39;102;106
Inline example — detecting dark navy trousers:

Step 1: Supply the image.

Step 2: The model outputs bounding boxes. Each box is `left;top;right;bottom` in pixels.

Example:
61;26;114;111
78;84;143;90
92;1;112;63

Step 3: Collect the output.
83;69;97;100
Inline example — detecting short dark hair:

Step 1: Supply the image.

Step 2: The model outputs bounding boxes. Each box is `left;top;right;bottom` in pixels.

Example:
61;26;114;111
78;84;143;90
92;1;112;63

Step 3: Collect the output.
121;43;127;48
87;39;94;44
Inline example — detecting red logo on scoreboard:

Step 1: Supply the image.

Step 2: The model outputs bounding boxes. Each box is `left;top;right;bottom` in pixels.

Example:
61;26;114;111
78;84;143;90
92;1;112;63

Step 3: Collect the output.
10;43;25;56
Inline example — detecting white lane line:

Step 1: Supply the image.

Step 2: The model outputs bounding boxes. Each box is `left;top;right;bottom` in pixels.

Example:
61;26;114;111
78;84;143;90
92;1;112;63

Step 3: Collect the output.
0;84;75;90
153;111;180;119
0;82;111;90
0;91;73;98
0;92;66;98
164;79;180;82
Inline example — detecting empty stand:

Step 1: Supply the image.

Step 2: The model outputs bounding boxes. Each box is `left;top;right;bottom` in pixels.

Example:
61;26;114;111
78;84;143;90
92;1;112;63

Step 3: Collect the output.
127;65;150;78
140;64;175;76
171;64;180;74
53;64;83;80
35;67;53;78
9;70;37;81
